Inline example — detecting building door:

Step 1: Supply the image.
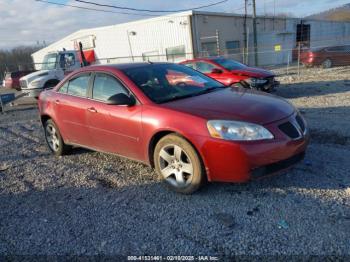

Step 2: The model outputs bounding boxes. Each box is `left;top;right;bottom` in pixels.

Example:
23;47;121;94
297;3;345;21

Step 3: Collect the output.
296;23;310;47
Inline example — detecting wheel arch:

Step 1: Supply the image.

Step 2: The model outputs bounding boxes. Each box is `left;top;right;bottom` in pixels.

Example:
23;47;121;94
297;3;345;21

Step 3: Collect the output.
40;114;52;125
148;130;206;173
40;115;68;145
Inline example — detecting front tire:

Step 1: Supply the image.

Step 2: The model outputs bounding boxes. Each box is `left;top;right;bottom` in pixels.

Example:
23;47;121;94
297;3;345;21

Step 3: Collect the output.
44;119;71;156
154;134;206;194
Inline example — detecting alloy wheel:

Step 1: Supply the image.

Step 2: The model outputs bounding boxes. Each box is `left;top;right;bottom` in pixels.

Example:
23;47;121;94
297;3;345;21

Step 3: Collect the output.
323;59;332;68
45;123;60;152
158;144;194;188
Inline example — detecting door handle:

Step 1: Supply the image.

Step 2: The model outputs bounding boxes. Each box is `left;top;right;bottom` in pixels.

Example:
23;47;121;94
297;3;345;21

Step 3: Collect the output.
54;99;60;104
87;107;97;113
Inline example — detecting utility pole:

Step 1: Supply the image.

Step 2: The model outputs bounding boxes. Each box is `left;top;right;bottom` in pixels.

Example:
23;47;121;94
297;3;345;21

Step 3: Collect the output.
243;0;248;64
252;0;258;66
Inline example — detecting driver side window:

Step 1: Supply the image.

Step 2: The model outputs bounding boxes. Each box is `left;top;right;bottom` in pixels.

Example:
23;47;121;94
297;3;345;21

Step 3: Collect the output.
59;53;76;69
195;62;216;73
92;73;128;102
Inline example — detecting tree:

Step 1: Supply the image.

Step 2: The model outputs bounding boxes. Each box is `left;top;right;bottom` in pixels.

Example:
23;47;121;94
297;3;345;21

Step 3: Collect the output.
0;45;43;81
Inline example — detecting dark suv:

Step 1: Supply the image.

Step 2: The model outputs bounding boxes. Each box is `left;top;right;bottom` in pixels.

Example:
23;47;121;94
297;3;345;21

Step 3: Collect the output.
301;45;350;68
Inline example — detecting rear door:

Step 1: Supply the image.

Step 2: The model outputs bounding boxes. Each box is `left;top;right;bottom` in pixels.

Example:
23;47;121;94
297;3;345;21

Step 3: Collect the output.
53;73;94;146
342;45;350;66
86;72;143;160
326;46;344;66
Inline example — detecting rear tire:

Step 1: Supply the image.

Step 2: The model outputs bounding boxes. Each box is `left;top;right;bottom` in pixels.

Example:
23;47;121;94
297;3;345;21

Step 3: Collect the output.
44;119;71;156
154;134;206;194
322;59;332;69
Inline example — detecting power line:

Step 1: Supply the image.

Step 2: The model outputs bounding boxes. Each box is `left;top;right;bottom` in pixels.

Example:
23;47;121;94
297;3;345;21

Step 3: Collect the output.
35;0;158;16
73;0;229;13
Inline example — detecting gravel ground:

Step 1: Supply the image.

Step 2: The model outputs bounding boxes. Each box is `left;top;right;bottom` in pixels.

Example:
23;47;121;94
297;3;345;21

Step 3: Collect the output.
0;67;349;257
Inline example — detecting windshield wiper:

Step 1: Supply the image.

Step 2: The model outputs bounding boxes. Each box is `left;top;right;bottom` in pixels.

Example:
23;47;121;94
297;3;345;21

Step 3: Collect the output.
195;86;223;96
160;93;197;103
159;86;224;103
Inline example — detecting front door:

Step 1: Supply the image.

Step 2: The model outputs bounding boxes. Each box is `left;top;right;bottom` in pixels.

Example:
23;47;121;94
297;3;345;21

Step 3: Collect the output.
195;61;233;85
87;73;143;160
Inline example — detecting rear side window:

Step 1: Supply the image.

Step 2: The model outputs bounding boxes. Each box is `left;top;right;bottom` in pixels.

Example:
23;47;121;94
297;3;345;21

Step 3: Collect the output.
326;46;344;52
183;63;195;69
67;74;90;97
195;62;216;74
92;73;127;102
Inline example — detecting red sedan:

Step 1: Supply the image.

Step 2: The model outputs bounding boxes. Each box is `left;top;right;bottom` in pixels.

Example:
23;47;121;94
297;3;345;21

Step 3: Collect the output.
4;70;35;90
301;45;350;68
180;57;279;92
38;63;309;194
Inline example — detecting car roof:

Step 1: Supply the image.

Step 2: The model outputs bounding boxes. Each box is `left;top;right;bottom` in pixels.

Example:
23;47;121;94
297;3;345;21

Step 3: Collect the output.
182;57;226;63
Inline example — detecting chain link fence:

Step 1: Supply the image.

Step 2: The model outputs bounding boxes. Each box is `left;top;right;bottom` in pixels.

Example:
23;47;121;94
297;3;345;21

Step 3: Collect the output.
1;39;350;86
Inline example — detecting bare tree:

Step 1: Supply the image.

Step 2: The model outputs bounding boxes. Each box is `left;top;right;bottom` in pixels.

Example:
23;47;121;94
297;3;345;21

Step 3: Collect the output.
0;45;43;81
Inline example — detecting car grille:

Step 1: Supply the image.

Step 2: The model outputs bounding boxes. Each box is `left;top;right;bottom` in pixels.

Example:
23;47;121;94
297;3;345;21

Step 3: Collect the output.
295;114;306;133
265;76;275;84
278;122;300;139
278;114;306;139
20;80;27;88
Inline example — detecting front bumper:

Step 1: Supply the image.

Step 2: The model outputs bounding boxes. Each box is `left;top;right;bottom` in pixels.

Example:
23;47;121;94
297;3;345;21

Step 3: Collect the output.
255;79;280;92
191;114;309;183
243;78;280;92
21;88;43;98
251;151;305;179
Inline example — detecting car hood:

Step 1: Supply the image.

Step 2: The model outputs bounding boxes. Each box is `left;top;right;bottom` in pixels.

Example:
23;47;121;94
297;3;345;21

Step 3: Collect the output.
20;70;51;81
162;88;295;125
231;67;274;78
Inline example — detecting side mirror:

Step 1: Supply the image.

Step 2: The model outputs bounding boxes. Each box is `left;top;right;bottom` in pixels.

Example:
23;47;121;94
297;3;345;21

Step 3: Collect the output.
211;68;223;74
106;93;136;106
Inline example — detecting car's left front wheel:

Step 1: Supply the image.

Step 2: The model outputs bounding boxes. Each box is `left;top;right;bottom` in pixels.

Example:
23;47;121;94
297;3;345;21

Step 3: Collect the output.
44;119;71;156
154;134;206;194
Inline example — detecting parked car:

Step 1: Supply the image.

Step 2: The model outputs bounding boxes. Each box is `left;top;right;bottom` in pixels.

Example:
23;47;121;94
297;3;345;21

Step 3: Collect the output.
38;63;309;194
301;45;350;68
180;57;279;92
4;70;35;90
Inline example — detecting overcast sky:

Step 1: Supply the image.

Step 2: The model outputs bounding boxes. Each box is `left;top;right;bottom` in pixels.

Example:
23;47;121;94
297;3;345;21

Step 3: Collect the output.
1;0;349;49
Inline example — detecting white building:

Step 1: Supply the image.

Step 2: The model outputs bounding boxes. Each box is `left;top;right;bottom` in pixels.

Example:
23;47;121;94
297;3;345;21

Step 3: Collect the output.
32;10;350;68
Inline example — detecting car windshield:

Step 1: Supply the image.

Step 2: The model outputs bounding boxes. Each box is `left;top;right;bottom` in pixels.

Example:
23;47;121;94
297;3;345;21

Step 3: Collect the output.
122;63;225;103
213;58;246;70
42;53;58;70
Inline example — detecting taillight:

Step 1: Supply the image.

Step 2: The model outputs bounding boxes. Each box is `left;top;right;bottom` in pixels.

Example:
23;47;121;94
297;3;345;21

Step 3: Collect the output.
307;54;314;62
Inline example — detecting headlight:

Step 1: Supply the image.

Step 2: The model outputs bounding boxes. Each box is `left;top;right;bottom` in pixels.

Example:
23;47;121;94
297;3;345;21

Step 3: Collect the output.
207;120;274;141
30;80;41;87
245;78;268;85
